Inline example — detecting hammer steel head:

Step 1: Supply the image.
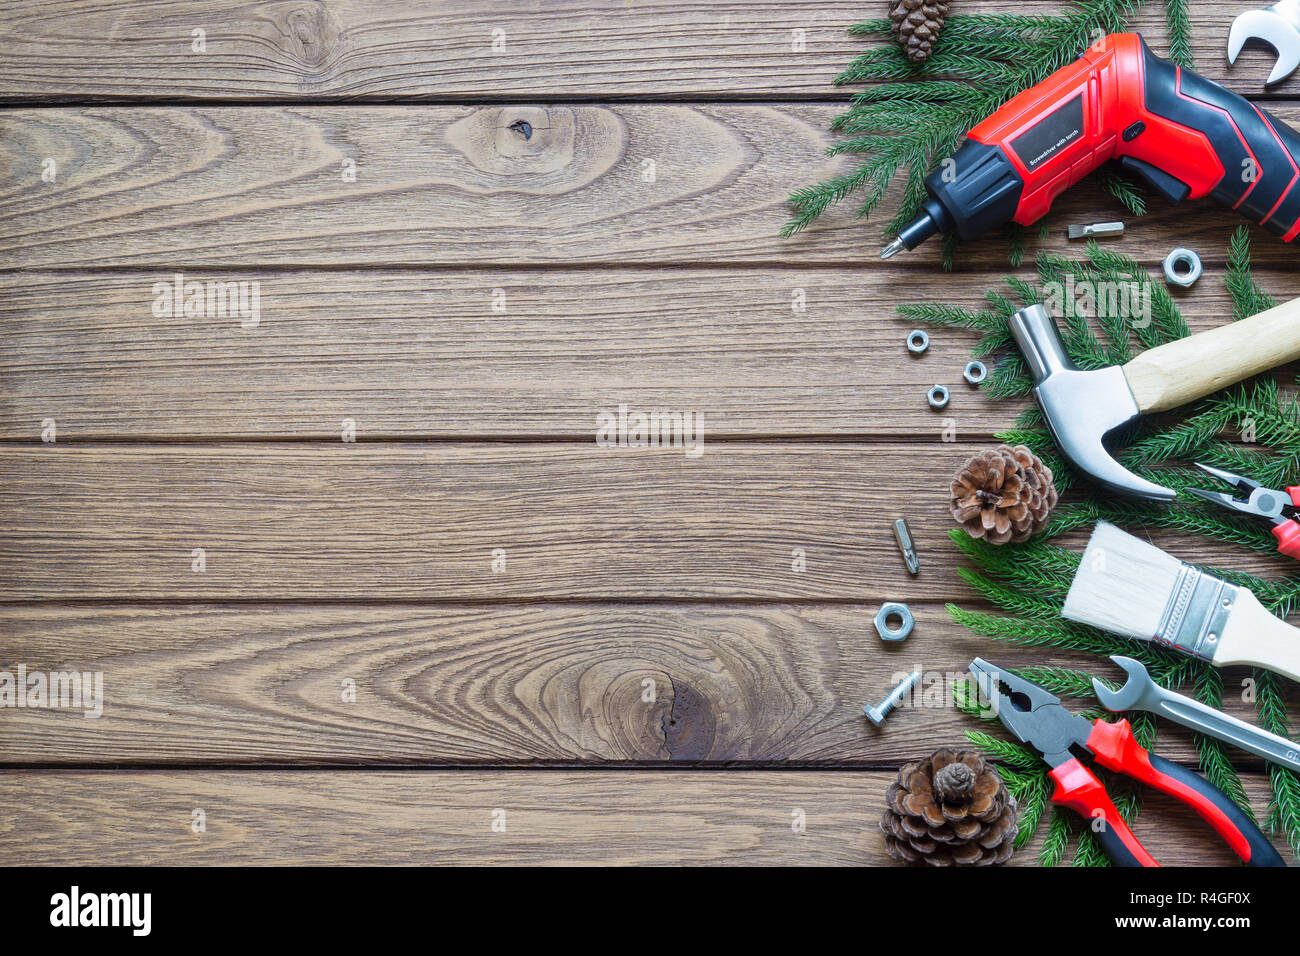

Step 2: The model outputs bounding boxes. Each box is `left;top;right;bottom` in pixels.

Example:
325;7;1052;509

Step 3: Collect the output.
1229;1;1300;87
1009;305;1177;501
1091;655;1156;712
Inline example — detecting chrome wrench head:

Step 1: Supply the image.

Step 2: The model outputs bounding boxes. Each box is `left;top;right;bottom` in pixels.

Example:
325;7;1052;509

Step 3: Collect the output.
1091;655;1160;712
1229;1;1300;87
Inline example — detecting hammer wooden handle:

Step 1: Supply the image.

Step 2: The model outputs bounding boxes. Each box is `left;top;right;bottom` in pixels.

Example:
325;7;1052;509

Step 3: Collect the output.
1123;294;1300;413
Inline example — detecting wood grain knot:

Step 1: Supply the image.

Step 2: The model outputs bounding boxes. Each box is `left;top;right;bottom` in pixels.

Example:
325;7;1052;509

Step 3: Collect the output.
445;106;619;183
273;2;343;72
660;678;716;761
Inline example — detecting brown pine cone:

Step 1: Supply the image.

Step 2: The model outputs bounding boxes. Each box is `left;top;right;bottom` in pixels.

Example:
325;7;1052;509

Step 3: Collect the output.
880;748;1018;866
951;444;1058;545
889;0;951;63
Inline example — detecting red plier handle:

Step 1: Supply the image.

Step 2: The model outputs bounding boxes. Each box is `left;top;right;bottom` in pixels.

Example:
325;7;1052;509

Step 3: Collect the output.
1050;719;1284;866
1049;757;1155;866
1274;488;1300;560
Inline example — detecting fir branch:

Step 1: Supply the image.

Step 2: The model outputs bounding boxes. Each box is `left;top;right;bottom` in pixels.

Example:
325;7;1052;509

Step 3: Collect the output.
1014;665;1099;700
1096;167;1148;217
896;302;1001;333
965;729;1044;771
1073;825;1109;867
849;80;982;105
1163;0;1195;69
1013;772;1053;848
1083;243;1188;345
956;567;1069;622
1195;737;1254;818
1040;810;1073;866
1122;405;1236;465
1255;671;1300;854
838;47;1025;85
941;232;960;272
782;159;893;237
949;530;1081;595
947;601;1171;665
1270;765;1300;859
1257;670;1294;738
954;676;991;717
845;19;893;37
984;354;1034;400
1008;223;1028;268
1225;225;1278;320
1005;275;1041;308
1129;711;1159;752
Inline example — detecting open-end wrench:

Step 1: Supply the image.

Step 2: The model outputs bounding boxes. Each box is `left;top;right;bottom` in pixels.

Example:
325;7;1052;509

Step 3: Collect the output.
1229;0;1300;87
1094;655;1300;773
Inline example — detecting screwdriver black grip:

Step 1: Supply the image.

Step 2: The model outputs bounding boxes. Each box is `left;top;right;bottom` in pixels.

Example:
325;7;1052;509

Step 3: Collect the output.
1140;45;1300;238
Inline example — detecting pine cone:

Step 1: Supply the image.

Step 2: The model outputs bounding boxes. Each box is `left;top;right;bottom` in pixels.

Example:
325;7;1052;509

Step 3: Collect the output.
889;0;951;63
951;444;1058;545
880;748;1018;866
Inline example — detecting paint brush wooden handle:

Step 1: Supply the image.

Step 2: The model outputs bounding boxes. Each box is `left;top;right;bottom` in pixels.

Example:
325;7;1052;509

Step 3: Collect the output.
1214;589;1300;684
1124;294;1300;413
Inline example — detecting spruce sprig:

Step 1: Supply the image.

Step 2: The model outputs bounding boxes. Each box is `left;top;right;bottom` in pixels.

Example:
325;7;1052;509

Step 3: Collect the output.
785;0;1196;266
921;227;1300;864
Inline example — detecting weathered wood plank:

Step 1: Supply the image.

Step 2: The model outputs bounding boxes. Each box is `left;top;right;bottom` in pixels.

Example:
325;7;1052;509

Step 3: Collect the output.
0;768;1282;865
1;442;1296;602
3;105;1298;269
0;1;1292;101
1;602;1290;765
4;267;1292;441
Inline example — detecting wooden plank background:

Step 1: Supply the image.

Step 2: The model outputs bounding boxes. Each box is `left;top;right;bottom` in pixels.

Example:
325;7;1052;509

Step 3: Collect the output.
0;770;1274;866
4;104;1300;268
0;1;1295;100
1;0;1298;866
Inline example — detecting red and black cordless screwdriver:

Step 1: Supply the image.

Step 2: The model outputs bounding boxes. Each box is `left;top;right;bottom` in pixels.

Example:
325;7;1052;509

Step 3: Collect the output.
880;32;1300;258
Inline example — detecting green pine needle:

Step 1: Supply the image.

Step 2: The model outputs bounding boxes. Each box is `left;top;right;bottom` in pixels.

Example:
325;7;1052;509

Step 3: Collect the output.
965;730;1044;770
1014;665;1100;699
1040;810;1073;866
1164;0;1195;69
1226;225;1279;320
1096;167;1148;217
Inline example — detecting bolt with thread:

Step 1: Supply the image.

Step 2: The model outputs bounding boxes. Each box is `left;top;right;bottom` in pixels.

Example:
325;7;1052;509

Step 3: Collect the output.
864;670;922;727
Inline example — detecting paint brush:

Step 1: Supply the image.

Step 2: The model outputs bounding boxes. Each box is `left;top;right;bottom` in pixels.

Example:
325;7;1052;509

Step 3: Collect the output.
1063;521;1300;683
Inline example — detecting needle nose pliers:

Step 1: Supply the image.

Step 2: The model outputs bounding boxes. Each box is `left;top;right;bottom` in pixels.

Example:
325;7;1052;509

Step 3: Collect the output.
969;658;1284;867
1187;462;1300;559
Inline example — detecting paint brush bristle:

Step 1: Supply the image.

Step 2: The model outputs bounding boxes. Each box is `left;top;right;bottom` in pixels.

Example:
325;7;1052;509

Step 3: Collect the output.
1063;521;1182;640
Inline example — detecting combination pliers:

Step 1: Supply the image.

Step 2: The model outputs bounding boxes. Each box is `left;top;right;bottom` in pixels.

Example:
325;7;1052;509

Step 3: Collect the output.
969;658;1284;867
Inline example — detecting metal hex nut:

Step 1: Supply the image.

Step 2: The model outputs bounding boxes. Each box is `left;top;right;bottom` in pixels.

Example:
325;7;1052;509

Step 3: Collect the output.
1163;248;1203;288
927;385;949;409
906;329;930;354
963;361;988;385
874;602;915;642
